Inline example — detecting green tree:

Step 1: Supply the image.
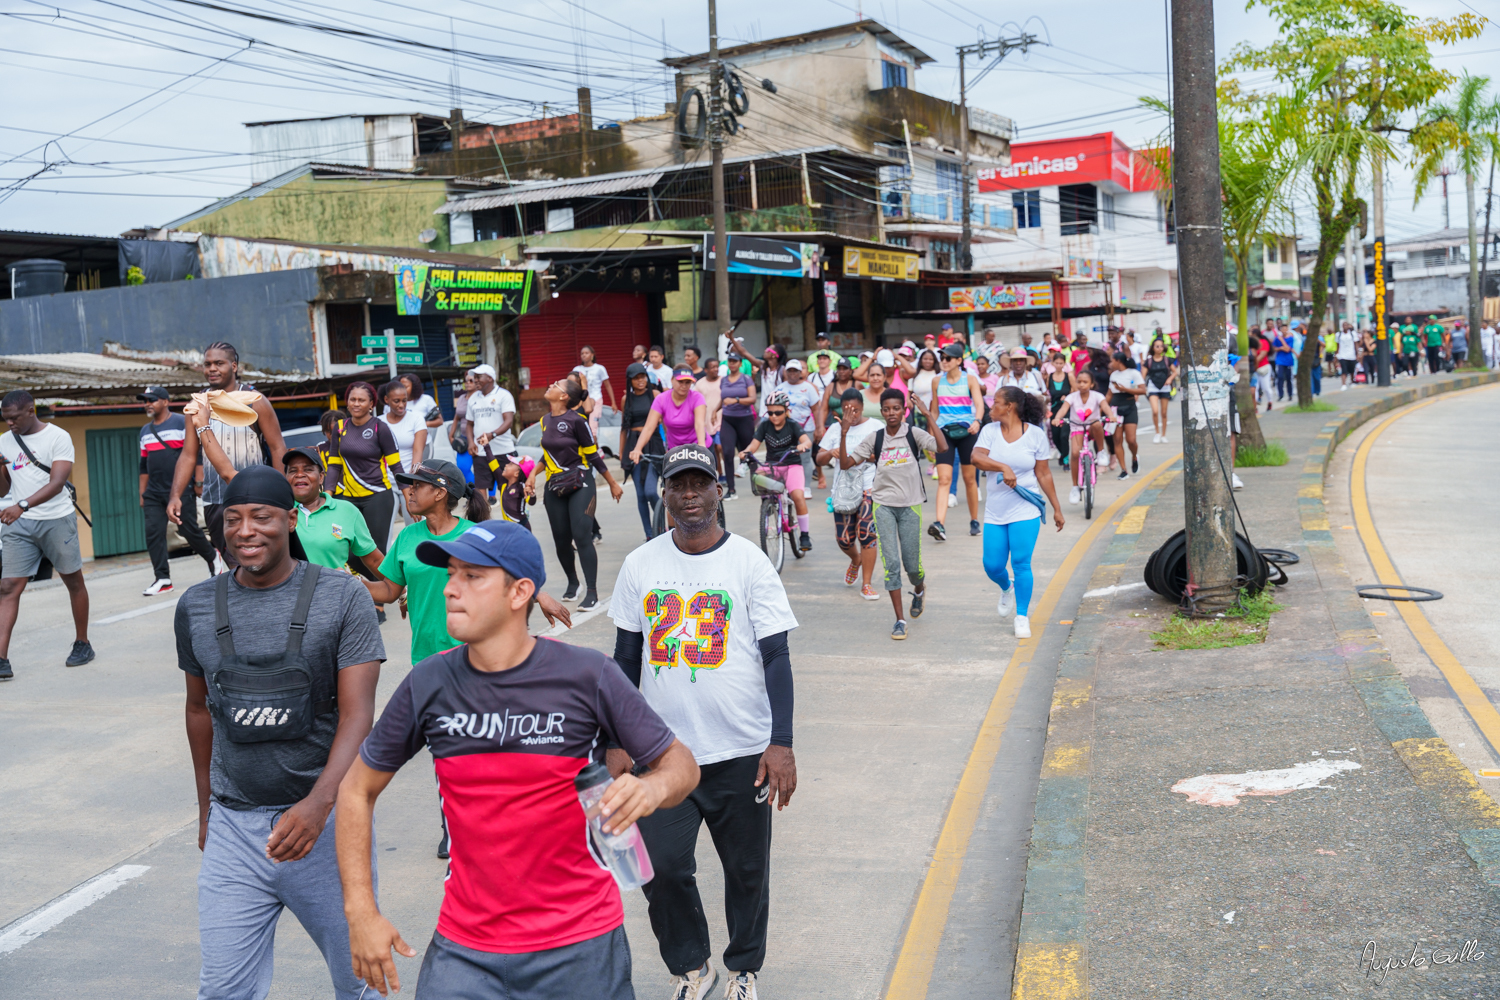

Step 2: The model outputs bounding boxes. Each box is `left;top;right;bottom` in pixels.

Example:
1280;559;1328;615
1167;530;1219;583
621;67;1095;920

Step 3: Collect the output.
1229;0;1483;406
1410;71;1500;359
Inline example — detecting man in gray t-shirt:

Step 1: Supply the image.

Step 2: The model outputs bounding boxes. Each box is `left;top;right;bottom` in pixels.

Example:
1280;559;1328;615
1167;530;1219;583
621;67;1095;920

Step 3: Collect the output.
177;466;382;1000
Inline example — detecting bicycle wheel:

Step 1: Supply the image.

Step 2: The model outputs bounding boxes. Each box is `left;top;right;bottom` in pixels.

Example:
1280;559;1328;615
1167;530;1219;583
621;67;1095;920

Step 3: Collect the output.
759;499;786;572
1083;452;1095;519
789;507;807;560
651;496;667;538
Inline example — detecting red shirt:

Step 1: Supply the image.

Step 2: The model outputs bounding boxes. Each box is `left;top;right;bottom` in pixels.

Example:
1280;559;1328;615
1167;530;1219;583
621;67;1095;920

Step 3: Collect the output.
1070;346;1092;374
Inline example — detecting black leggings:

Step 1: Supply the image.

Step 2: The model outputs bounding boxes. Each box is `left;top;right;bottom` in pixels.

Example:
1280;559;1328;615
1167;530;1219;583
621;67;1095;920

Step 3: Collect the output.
719;414;756;487
344;490;395;580
543;477;598;591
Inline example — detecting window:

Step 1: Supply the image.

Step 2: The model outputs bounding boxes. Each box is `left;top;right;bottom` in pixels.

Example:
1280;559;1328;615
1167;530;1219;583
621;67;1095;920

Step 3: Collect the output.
1012;190;1041;228
882;61;908;89
325;303;365;365
1265;241;1279;264
1100;192;1116;231
935;159;962;196
1058;183;1098;236
930;239;958;270
886;235;911;247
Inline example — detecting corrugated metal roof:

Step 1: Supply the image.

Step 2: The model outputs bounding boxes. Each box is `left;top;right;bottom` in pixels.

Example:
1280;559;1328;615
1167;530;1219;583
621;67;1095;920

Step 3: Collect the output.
0;353;302;399
436;172;665;214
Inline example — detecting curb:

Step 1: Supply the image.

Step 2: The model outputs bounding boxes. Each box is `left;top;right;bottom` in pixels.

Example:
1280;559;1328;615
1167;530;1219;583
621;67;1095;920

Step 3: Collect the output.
1009;371;1500;1000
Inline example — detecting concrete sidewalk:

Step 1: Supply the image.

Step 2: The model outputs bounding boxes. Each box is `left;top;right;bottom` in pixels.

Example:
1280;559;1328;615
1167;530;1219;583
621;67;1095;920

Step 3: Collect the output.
1014;372;1500;999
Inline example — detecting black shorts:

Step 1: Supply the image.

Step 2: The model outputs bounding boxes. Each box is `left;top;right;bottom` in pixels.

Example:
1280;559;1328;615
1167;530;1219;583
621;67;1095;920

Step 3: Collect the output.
415;927;634;1000
1112;398;1139;425
1340;359;1357;377
934;426;978;466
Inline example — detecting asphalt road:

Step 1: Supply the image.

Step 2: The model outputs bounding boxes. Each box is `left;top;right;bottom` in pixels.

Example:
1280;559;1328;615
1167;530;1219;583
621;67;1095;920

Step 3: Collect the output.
0;438;1169;998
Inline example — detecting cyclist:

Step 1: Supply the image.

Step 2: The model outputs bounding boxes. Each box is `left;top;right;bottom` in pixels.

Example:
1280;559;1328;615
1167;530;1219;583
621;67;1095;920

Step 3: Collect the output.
929;343;985;541
740;389;813;551
817;388;881;599
618;362;663;540
1050;370;1118;506
1144;338;1176;443
1107;352;1145;479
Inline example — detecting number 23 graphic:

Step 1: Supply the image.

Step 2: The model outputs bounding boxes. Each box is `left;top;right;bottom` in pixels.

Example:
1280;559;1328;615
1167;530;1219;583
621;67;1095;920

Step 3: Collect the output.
644;589;732;679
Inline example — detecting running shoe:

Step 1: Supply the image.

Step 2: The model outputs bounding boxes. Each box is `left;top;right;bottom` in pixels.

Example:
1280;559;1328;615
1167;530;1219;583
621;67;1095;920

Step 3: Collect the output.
143;578;173;597
1069;486;1081;505
861;583;880;600
724;491;737;501
909;588;925;618
1132;456;1139;474
1232;473;1245;490
1117;470;1129;481
376;608;387;625
997;587;1011;616
891;620;908;640
1153;433;1162;444
0;658;11;681
1014;615;1032;639
578;591;600;612
969;519;980;536
65;640;95;668
798;531;813;552
724;971;758;1000
928;521;947;542
437;831;450;860
1160;435;1170;444
669;962;717;1000
562;582;580;602
844;563;859;586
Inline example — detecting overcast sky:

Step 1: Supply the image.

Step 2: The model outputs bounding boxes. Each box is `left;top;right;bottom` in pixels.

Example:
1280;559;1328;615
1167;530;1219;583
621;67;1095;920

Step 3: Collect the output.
1;0;1494;242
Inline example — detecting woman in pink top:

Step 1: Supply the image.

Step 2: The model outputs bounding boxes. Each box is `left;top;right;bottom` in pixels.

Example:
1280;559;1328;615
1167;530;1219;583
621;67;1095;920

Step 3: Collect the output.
628;365;708;463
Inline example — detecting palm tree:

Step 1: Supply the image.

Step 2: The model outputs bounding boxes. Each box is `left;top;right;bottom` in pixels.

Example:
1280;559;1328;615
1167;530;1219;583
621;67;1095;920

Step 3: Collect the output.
1411;71;1500;355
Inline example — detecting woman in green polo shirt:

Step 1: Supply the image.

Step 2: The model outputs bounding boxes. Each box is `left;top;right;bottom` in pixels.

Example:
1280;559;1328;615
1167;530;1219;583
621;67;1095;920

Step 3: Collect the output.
283;446;387;577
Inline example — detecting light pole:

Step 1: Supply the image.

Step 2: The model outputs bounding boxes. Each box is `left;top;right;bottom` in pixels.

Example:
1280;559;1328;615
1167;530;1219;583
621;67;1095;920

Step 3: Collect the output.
708;0;730;349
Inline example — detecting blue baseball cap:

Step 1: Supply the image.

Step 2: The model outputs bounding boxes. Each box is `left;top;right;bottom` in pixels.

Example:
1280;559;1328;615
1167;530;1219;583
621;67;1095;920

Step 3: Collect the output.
415;520;546;588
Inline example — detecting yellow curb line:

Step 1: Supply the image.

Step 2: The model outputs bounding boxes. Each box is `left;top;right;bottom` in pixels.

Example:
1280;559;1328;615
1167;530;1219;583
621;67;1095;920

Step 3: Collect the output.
884;452;1181;1000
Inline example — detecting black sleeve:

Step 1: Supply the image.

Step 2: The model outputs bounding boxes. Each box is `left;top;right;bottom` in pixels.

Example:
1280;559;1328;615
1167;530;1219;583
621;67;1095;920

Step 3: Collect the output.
175;599;204;677
577;415;609;475
758;630;793;748
613;627;644;688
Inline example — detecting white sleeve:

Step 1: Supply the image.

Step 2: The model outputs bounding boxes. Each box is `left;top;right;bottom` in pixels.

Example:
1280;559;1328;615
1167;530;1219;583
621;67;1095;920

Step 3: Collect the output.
747;549;800;639
607;557;644;633
1030;425;1051;462
500;389;516;415
47;427;76;463
818;426;839;452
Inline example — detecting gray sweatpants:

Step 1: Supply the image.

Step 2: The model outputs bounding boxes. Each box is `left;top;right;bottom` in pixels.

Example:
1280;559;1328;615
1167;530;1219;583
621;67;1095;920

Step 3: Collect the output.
874;503;924;593
197;802;376;1000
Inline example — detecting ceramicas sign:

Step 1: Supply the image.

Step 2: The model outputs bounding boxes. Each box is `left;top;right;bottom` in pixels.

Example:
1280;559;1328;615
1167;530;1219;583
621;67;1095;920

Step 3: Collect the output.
976;132;1157;194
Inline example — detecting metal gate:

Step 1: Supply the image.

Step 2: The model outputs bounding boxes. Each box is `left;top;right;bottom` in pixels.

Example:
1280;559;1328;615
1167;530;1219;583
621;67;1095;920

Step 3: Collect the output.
85;427;147;558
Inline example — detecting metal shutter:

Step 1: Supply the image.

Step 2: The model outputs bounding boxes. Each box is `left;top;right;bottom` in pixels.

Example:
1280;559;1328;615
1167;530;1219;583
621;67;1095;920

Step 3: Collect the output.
519;292;648;391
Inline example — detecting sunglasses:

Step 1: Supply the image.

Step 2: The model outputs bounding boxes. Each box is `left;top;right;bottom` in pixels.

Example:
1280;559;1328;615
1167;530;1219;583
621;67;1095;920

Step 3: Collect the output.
766;408;787;416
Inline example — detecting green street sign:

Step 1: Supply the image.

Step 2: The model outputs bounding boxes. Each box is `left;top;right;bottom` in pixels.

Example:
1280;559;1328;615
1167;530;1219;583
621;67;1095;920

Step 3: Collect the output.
395;352;423;364
361;335;420;348
395;336;420;348
355;353;387;365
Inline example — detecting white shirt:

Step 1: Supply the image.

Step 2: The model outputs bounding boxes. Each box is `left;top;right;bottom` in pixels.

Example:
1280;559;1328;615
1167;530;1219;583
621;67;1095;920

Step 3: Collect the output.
781;380;822;433
1481;325;1497;354
572;362;608;401
1336;330;1358;361
466;385;517;454
1108;368;1146;401
999;369;1047;399
1;423;75;520
610;532;800;765
384;393;438;423
383;408;426;471
819;418;878;492
975;423;1051;525
977;339;1006;368
911;370;939;407
1128;339;1147;365
646;363;671;389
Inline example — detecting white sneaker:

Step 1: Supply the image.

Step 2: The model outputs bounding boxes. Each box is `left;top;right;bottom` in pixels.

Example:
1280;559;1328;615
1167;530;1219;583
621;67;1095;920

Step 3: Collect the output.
724;971;758;1000
1069;486;1081;505
142;578;173;597
1160;434;1170;444
1014;615;1032;638
1340;384;1348;391
1153;433;1163;444
669;962;717;1000
1231;473;1245;490
997;587;1012;615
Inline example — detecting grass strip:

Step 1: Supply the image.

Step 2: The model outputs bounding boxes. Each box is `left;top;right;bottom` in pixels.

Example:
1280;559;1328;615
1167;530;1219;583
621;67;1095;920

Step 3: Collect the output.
1235;440;1289;467
1151;588;1283;650
1286;400;1338;412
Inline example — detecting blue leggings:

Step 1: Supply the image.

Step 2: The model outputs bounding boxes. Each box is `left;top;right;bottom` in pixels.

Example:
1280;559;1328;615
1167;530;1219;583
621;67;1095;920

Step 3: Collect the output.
982;518;1041;615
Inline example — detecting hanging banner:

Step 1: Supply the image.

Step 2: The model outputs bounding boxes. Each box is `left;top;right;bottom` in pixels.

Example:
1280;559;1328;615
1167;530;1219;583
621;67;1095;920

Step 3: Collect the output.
824;280;840;323
1064;257;1106;281
395;264;538;315
947;282;1053;312
703;235;821;276
843;246;920;282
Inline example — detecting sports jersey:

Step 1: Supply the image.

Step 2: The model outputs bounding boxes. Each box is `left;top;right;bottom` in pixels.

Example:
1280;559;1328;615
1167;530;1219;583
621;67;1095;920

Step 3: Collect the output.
139;412;188;503
359;639;674;954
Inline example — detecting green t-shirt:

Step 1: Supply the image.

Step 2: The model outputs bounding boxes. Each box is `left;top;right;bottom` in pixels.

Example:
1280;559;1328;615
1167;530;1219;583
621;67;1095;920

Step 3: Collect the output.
1424;323;1446;347
379;517;475;664
295;494;376;570
1401;330;1420;353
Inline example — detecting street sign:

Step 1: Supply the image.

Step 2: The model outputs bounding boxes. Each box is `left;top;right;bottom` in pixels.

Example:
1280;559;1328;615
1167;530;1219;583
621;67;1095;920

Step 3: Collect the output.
355;353;387;366
361;335;420;348
395;352;423;365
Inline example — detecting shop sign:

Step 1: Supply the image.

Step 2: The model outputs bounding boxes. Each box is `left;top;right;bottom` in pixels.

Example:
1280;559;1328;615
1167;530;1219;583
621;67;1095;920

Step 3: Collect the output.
843;246;919;282
704;235;821;276
947;282;1052;312
1065;257;1106;281
977;132;1147;193
395;263;538;315
824;280;840;323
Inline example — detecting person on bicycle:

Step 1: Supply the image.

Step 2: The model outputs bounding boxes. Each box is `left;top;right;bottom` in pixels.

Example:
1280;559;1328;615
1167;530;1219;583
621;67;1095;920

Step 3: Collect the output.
619;361;664;540
1050;369;1118;506
740;389;814;552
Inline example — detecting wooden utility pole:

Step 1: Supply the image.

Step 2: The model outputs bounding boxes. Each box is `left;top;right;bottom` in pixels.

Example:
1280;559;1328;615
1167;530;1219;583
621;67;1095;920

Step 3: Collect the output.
708;0;731;350
1170;0;1237;609
956;33;1039;272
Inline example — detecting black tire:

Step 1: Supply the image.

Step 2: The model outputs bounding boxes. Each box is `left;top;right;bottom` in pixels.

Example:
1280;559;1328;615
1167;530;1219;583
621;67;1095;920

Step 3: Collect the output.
675;88;707;147
651;497;666;538
1145;529;1270;600
759;499;785;572
1083;455;1094;520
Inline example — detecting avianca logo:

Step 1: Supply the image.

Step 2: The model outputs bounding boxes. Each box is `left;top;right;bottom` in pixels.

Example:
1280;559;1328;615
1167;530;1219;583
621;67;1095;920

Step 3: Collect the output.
436;710;567;745
980;153;1085;181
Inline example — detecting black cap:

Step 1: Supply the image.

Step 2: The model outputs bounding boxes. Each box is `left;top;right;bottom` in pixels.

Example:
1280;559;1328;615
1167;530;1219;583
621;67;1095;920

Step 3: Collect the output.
661;443;717;481
394;459;469;497
626;361;648;379
816;330;831;341
282;445;325;471
136;385;169;402
941;343;966;359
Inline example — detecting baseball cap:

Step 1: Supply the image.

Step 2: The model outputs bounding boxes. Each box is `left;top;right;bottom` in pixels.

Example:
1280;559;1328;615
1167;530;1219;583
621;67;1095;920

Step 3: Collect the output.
672;365;696;381
941;343;966;359
470;363;497;378
784;357;805;372
281;445;325;471
940;323;954;331
835;356;852;368
661;443;717;481
897;345;915;357
815;330;830;341
415;519;546;587
136;385;169;402
395;459;469;496
625;361;648;379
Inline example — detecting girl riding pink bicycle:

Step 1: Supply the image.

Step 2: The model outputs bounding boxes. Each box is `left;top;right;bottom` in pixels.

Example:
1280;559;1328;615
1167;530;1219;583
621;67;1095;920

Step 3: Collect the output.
1050;369;1118;506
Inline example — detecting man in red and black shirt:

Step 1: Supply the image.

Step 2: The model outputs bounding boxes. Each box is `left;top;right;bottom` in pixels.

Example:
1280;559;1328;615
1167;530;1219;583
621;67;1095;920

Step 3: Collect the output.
336;520;699;999
138;385;216;594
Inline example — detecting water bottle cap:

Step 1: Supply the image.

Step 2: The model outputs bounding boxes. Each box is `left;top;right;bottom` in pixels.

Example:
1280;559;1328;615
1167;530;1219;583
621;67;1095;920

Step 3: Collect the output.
574;760;612;792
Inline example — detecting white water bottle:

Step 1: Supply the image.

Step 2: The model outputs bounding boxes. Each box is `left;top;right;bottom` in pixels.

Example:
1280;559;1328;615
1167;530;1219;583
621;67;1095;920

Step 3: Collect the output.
574;761;655;891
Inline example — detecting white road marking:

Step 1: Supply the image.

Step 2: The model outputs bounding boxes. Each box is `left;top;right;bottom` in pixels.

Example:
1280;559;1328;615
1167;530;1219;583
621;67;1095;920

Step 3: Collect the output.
94;598;179;625
535;596;612;638
0;864;150;955
1082;580;1150;599
1171;760;1361;807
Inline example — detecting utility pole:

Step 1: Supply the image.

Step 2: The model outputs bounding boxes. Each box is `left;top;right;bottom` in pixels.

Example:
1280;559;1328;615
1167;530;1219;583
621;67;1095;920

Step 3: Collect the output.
1480;158;1496;352
708;0;731;353
1170;0;1237;609
956;33;1039;271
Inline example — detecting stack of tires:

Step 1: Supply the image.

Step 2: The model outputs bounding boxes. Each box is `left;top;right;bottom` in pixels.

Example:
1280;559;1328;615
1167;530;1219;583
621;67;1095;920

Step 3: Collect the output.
1143;530;1272;601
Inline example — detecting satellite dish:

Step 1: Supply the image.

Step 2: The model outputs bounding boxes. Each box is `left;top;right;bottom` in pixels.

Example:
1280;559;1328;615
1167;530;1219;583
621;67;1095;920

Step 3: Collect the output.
418;228;438;244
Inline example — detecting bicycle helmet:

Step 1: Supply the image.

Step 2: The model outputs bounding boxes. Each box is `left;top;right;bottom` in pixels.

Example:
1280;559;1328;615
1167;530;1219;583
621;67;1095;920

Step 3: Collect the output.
765;389;791;409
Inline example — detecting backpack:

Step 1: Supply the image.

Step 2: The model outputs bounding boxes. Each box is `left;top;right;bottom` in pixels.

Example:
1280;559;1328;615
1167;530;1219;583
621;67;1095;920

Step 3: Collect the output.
870;427;927;502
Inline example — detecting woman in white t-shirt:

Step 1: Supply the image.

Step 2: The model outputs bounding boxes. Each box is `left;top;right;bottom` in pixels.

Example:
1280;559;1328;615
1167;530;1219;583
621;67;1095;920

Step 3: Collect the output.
1050;369;1118;505
910;349;941;423
381;379;428;524
1107;352;1147;481
972;386;1065;638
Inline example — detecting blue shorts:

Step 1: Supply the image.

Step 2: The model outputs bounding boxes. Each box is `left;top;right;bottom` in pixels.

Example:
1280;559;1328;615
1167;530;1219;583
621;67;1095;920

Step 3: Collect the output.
710;431;721;446
415;927;635;1000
